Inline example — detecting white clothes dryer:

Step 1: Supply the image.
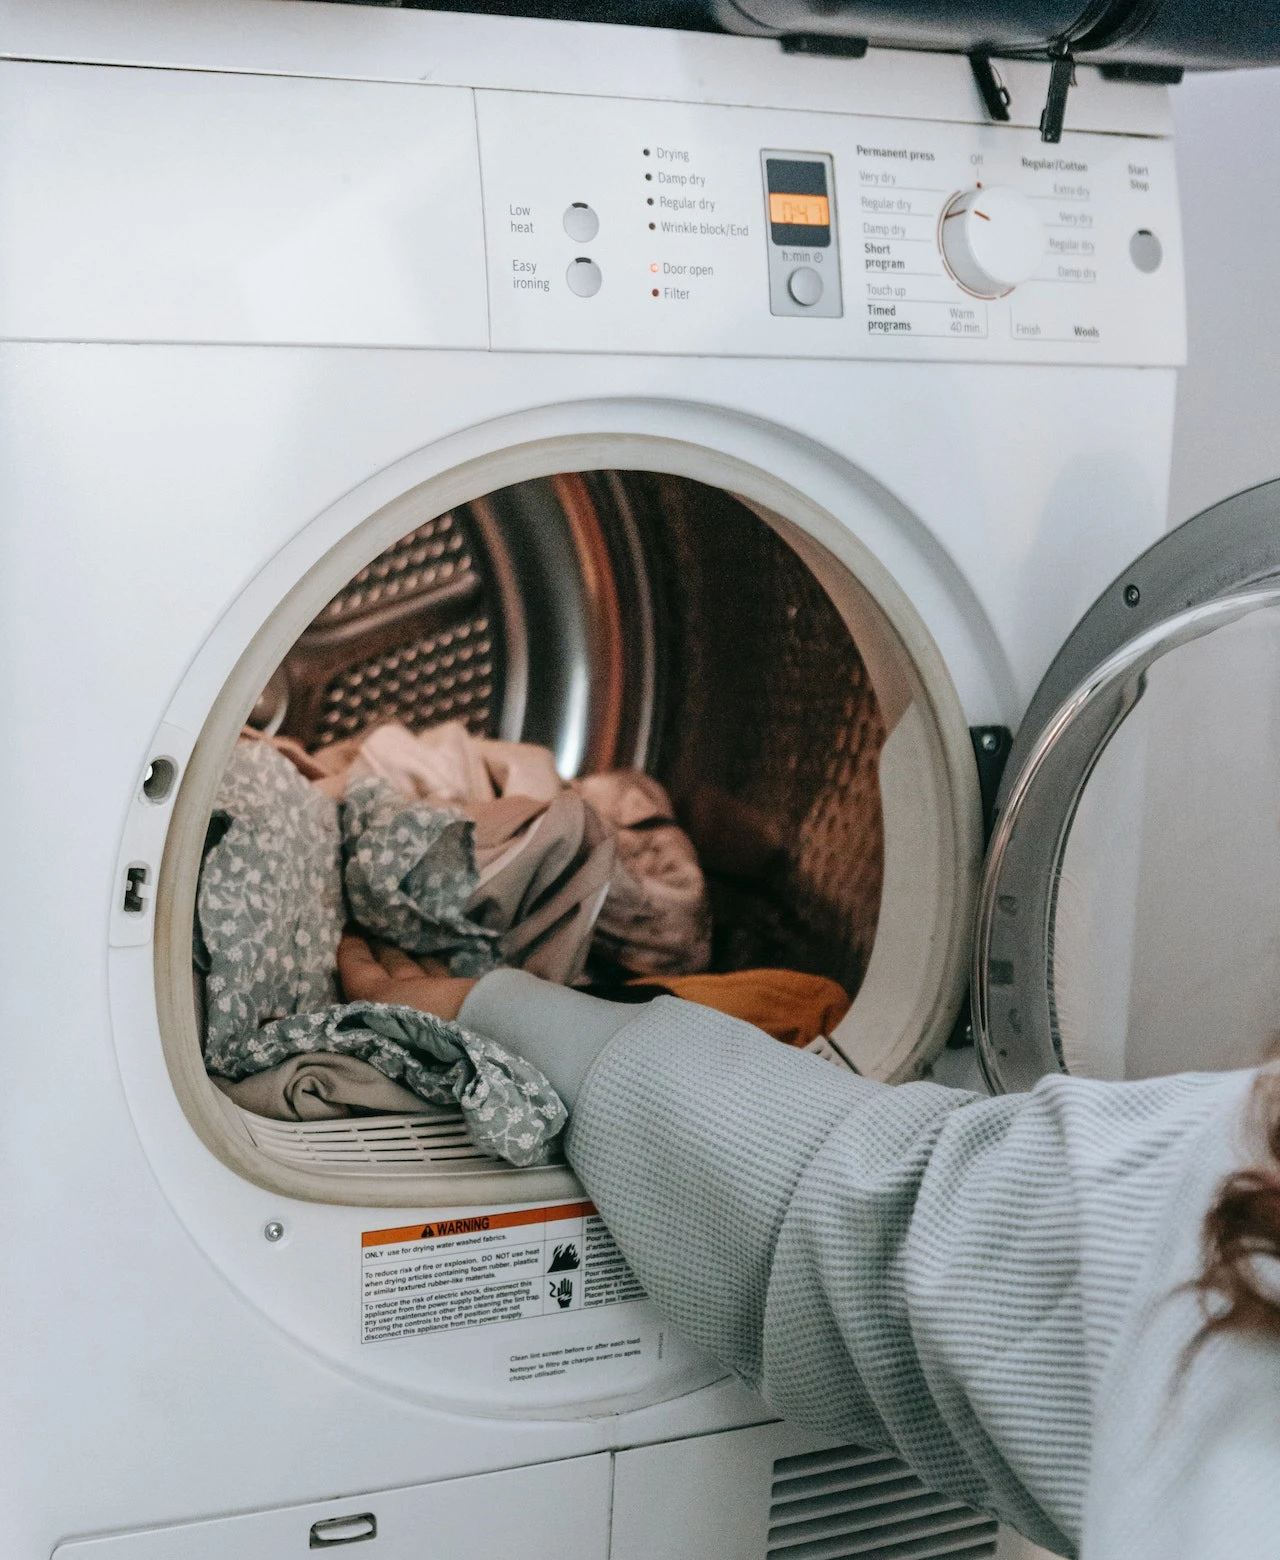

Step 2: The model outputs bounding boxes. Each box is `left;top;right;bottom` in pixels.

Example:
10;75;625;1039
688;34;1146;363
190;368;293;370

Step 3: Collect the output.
3;3;1256;1558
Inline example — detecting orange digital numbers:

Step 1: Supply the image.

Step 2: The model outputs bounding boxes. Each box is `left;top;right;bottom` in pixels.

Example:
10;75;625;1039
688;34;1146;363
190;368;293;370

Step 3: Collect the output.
768;192;830;226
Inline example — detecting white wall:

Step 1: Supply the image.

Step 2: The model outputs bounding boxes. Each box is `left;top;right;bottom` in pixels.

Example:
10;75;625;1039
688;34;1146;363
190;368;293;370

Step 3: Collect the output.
1102;73;1280;1077
1170;68;1280;525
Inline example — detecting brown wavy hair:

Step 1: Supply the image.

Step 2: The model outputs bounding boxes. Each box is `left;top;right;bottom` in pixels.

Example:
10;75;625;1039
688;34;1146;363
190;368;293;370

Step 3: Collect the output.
1194;1067;1280;1341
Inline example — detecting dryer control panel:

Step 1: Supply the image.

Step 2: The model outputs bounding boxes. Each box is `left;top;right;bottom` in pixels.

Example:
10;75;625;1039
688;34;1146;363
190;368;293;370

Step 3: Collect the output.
476;89;1184;366
763;152;843;319
0;60;1182;366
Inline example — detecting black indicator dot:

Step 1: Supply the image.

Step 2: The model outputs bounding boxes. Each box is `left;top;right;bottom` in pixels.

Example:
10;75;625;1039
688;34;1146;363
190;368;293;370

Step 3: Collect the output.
648;222;655;230
647;197;654;205
643;147;651;156
645;173;652;181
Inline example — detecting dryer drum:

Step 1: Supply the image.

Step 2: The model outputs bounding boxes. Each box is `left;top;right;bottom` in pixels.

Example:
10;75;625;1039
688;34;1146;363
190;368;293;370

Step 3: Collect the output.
250;471;887;996
164;461;981;1207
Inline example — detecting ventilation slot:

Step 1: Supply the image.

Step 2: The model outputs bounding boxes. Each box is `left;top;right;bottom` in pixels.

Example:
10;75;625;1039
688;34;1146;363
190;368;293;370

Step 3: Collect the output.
234;1105;525;1177
769;1445;999;1560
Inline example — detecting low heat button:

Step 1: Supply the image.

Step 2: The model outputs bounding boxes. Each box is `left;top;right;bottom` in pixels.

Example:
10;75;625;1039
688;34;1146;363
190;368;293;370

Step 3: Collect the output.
787;267;823;306
563;203;600;242
566;257;602;297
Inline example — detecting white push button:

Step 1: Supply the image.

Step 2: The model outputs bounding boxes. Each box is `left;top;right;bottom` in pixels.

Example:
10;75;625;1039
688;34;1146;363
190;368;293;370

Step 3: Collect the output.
566;257;602;297
787;267;823;307
563;203;599;242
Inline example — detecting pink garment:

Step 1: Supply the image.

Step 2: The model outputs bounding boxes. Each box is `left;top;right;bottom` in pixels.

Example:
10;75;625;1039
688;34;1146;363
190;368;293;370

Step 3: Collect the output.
244;720;712;979
574;771;712;976
348;720;562;808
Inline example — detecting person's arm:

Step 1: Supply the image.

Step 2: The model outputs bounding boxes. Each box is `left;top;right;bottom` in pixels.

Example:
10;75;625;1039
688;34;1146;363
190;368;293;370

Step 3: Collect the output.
343;946;1263;1556
460;968;1255;1558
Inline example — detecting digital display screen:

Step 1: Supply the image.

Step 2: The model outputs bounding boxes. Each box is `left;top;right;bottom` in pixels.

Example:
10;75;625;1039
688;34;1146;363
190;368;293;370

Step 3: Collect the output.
768;193;830;227
765;157;832;248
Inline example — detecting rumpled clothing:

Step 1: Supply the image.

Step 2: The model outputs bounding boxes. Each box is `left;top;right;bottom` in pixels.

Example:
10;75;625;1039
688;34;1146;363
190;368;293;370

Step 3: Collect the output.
204;1001;567;1166
259;720;713;977
196;741;344;1054
214;1052;426;1120
342;774;616;986
213;738;614;989
573;770;712;976
237;725;353;799
197;741;584;1154
616;967;851;1048
341;775;498;976
469;792;617;984
351;720;563;809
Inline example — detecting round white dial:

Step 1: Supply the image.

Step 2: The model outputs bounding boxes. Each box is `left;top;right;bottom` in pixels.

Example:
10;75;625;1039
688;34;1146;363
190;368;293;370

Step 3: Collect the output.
939;186;1045;298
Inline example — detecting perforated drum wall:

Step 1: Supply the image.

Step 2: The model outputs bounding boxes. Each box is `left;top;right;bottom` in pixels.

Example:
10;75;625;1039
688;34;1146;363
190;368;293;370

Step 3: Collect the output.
254;471;886;999
640;475;885;997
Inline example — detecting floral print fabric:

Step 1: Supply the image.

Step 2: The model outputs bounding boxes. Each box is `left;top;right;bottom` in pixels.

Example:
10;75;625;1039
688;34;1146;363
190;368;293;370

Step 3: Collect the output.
341;775;499;976
196;742;345;1054
196;742;566;1166
205;1001;567;1167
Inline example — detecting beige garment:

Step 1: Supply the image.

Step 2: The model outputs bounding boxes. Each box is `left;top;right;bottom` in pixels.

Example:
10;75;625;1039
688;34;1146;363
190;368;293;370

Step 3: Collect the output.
574;770;712;976
246;720;712;978
214;1052;427;1120
350;719;495;805
248;720;565;807
238;727;361;799
475;735;563;806
349;720;563;808
469;791;617;986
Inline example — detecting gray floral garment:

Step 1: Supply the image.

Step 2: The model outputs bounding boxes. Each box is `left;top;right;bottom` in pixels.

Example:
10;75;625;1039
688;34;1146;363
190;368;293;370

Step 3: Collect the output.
204;1001;567;1167
196;743;345;1054
196;742;567;1166
341;775;498;976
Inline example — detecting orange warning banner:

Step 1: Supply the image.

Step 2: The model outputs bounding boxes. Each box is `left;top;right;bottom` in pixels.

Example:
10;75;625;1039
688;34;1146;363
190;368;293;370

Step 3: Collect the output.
362;1201;597;1248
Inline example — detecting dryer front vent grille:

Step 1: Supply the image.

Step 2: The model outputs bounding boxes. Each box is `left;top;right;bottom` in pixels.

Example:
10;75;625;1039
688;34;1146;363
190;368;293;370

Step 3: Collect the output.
234;1105;515;1176
768;1445;999;1560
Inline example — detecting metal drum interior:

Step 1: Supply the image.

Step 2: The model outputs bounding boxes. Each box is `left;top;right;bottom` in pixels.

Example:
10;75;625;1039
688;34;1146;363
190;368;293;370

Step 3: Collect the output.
251;471;887;995
155;454;982;1207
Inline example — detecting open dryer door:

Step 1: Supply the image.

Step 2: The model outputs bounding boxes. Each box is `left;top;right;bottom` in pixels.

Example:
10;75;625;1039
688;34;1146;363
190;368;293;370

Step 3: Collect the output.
975;478;1280;1094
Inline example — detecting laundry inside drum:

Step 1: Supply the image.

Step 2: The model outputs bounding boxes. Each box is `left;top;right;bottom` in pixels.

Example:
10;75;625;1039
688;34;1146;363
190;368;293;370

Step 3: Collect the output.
193;472;888;1179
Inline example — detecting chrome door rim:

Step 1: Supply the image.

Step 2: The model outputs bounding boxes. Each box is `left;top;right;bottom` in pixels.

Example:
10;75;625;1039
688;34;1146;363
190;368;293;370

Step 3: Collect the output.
974;580;1280;1093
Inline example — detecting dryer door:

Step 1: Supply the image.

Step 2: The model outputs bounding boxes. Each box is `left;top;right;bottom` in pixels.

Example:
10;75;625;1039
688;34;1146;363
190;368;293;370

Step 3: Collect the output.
975;479;1280;1093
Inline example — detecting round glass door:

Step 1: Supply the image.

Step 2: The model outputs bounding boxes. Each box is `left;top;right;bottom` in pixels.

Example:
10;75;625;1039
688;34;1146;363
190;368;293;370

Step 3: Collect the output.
975;480;1280;1092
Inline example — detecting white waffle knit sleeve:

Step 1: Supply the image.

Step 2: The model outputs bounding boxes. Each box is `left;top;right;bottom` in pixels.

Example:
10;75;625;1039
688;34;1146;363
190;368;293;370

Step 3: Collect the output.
465;975;1268;1559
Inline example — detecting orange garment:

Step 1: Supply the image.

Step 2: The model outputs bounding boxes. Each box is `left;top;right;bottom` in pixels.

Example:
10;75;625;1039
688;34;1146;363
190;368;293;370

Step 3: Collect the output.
627;968;850;1048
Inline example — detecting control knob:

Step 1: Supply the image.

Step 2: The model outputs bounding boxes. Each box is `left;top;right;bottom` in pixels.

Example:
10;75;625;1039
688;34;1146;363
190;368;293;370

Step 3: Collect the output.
939;186;1044;298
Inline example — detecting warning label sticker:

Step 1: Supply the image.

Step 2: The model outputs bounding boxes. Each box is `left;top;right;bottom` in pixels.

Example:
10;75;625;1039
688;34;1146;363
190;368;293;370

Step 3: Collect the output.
360;1200;646;1344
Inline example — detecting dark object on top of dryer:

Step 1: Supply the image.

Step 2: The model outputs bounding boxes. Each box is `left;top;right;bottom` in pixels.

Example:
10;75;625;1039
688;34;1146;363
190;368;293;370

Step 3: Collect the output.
350;0;721;28
705;0;1280;69
318;0;1280;72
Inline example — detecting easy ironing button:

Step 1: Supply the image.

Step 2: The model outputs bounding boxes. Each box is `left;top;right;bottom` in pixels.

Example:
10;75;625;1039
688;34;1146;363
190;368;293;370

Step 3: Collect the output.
566;257;603;297
787;267;823;306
